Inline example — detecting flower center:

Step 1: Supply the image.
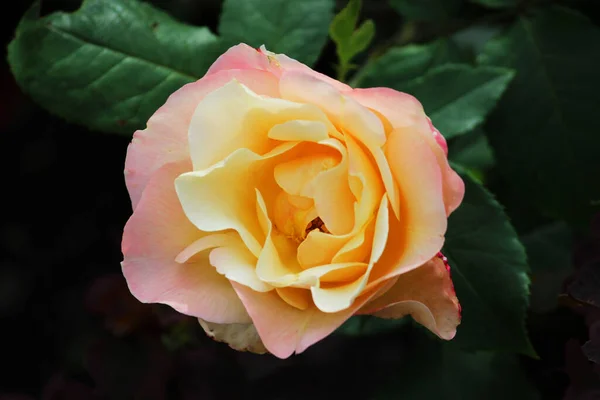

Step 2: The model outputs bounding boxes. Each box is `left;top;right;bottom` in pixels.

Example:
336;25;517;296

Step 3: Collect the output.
272;191;331;243
304;217;330;236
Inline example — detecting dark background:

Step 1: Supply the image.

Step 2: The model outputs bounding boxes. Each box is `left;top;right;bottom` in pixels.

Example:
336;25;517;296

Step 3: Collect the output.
1;0;599;399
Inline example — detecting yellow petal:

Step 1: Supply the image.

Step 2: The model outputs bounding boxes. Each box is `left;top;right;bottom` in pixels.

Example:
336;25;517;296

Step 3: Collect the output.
297;230;348;268
310;196;389;313
279;71;386;148
268;120;330;142
276;287;312;310
310;138;355;235
175;144;295;258
188;79;339;171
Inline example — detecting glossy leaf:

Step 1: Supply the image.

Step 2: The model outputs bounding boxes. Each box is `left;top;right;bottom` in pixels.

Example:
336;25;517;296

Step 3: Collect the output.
7;0;223;134
356;39;462;89
444;169;534;354
521;223;573;313
404;64;515;139
449;128;495;171
218;0;334;66
478;7;600;224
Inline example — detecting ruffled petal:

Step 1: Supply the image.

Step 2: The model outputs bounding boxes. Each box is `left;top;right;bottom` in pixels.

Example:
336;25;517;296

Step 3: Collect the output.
232;282;380;358
125;69;279;209
310;196;389;313
258;45;352;92
349;87;464;215
175;144;296;258
361;255;461;340
205;43;272;76
367;124;448;286
279;71;386;148
121;161;250;324
268;120;330;142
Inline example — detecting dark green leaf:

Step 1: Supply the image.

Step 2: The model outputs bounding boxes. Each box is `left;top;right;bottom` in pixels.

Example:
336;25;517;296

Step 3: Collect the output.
452;24;504;61
470;0;518;8
390;0;462;21
356;39;462;89
521;223;573;313
7;0;221;134
218;0;334;66
444;169;534;354
376;330;539;400
449;128;495;171
403;64;514;139
478;7;600;224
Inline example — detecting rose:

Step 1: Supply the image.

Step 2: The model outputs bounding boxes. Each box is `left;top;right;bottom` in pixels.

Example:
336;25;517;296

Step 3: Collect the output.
121;44;464;358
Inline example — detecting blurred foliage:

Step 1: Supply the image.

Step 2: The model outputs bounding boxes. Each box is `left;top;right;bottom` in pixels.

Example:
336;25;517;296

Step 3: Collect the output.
3;0;600;398
329;0;375;81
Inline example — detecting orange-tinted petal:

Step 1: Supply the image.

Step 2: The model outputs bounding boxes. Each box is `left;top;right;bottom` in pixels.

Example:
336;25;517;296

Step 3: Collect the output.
368;125;447;286
349;87;464;215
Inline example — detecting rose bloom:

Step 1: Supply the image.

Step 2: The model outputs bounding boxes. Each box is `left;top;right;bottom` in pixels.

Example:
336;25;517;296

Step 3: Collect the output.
121;44;464;358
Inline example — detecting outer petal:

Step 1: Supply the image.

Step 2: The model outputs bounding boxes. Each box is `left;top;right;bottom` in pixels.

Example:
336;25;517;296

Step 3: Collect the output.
121;161;250;324
206;44;352;93
361;256;461;340
349;87;465;215
206;44;272;76
232;282;382;358
125;69;279;209
368;126;447;285
259;46;352;92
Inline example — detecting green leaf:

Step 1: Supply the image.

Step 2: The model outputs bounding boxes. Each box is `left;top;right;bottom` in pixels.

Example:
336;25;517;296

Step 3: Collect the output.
390;0;462;21
376;331;539;400
348;19;375;58
470;0;518;8
7;0;221;134
329;0;361;43
478;7;600;224
449;128;495;171
356;38;462;89
329;0;375;82
403;64;515;139
444;169;534;354
521;223;573;313
218;0;334;66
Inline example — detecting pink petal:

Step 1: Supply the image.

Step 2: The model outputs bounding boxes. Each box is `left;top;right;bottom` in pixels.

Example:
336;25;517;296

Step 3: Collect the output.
232;281;382;358
124;69;279;209
361;255;461;340
121;161;250;324
259;46;352;92
206;44;272;76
